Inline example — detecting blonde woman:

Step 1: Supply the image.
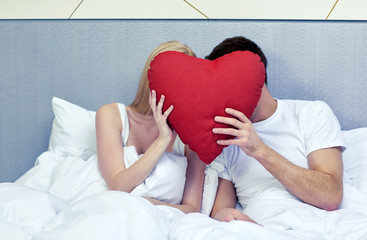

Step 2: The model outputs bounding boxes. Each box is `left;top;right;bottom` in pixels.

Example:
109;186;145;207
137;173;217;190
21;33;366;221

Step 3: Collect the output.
96;41;205;213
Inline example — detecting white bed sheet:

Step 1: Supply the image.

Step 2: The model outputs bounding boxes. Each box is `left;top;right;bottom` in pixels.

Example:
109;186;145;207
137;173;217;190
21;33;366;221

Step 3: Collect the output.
1;146;367;239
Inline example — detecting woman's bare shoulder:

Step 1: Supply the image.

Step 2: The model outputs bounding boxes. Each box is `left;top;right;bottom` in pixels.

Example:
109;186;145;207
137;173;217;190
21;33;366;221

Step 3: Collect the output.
97;103;119;114
96;103;122;131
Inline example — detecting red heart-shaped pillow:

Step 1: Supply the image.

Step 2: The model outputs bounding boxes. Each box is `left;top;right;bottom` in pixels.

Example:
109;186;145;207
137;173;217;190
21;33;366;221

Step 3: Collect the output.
148;51;265;164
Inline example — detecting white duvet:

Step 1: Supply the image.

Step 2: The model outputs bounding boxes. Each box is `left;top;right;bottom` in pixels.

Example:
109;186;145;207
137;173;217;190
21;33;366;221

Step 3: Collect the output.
1;128;367;239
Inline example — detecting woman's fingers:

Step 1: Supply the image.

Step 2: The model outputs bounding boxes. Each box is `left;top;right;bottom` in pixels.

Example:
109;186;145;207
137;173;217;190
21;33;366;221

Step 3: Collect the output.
150;90;157;111
163;105;174;118
157;94;165;112
150;90;173;119
151;90;166;113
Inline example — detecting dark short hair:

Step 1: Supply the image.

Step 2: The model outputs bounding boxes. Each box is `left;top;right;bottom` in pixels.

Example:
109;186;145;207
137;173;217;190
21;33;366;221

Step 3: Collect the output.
205;36;267;84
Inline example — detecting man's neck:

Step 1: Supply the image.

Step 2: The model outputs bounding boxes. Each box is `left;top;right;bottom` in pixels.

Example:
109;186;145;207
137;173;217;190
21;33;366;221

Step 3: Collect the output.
250;85;277;123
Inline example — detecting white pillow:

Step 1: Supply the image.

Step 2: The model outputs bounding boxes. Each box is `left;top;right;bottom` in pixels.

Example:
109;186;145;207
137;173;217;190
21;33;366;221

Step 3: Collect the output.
342;128;367;194
48;97;97;159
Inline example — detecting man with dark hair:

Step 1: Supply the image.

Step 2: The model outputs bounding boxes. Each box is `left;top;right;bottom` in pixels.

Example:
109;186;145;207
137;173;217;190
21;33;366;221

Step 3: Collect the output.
207;36;344;223
206;36;268;84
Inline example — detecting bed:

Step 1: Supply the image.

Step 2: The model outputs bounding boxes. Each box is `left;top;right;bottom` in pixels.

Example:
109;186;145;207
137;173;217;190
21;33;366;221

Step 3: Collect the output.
1;19;367;239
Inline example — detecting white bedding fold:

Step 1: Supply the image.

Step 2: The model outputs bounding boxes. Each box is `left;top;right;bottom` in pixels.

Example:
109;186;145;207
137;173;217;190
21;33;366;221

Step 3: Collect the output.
33;191;174;240
0;183;59;235
0;218;32;240
2;149;367;239
16;152;108;203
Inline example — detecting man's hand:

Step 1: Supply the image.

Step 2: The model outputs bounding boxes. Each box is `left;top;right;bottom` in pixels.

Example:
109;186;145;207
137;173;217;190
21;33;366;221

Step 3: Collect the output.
213;108;266;158
213;207;258;224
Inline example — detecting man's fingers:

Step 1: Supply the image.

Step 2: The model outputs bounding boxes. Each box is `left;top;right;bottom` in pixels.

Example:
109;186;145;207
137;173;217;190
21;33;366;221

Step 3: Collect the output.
212;127;239;137
223;215;235;222
214;116;244;129
233;211;251;221
225;108;250;124
216;139;238;146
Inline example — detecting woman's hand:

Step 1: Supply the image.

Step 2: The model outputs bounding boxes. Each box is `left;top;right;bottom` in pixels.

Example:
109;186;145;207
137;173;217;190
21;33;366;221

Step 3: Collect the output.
149;90;174;145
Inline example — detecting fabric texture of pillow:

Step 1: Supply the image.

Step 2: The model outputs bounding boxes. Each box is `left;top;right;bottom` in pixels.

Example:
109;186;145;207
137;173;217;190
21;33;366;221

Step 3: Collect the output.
148;51;265;164
342;127;367;194
48;97;96;159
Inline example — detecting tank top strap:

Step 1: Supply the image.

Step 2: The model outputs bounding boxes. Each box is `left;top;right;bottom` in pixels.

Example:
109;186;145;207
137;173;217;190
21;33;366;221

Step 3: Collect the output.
116;103;129;146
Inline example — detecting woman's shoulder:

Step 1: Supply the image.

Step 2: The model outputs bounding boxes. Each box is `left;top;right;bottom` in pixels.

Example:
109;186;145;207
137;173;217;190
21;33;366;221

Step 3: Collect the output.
96;103;120;117
96;103;123;131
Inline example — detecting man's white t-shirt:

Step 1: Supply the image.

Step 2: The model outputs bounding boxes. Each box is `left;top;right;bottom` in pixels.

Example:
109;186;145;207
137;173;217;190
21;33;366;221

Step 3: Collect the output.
210;99;344;208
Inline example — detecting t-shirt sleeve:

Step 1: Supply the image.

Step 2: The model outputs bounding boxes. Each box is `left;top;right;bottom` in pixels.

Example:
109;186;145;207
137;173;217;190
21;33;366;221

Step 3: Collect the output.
209;153;232;181
303;101;345;155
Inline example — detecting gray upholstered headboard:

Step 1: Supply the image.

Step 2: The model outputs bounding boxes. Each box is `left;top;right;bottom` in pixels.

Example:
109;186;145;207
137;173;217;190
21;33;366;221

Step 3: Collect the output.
1;20;366;182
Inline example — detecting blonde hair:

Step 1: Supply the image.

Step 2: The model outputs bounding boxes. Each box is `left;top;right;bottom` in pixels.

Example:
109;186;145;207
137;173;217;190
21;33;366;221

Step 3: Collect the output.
129;40;196;115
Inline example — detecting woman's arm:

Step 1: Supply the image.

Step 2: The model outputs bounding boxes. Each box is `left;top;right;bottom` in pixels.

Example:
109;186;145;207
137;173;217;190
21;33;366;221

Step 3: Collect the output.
144;147;206;213
96;91;173;192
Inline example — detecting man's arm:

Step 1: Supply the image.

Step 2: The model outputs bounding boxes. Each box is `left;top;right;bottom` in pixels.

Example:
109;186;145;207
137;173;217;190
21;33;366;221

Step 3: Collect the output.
211;178;258;223
144;148;206;214
211;177;237;218
252;145;343;210
213;108;343;211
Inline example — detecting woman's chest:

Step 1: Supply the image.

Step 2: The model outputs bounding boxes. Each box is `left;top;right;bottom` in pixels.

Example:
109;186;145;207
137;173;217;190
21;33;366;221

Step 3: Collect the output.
126;122;176;155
